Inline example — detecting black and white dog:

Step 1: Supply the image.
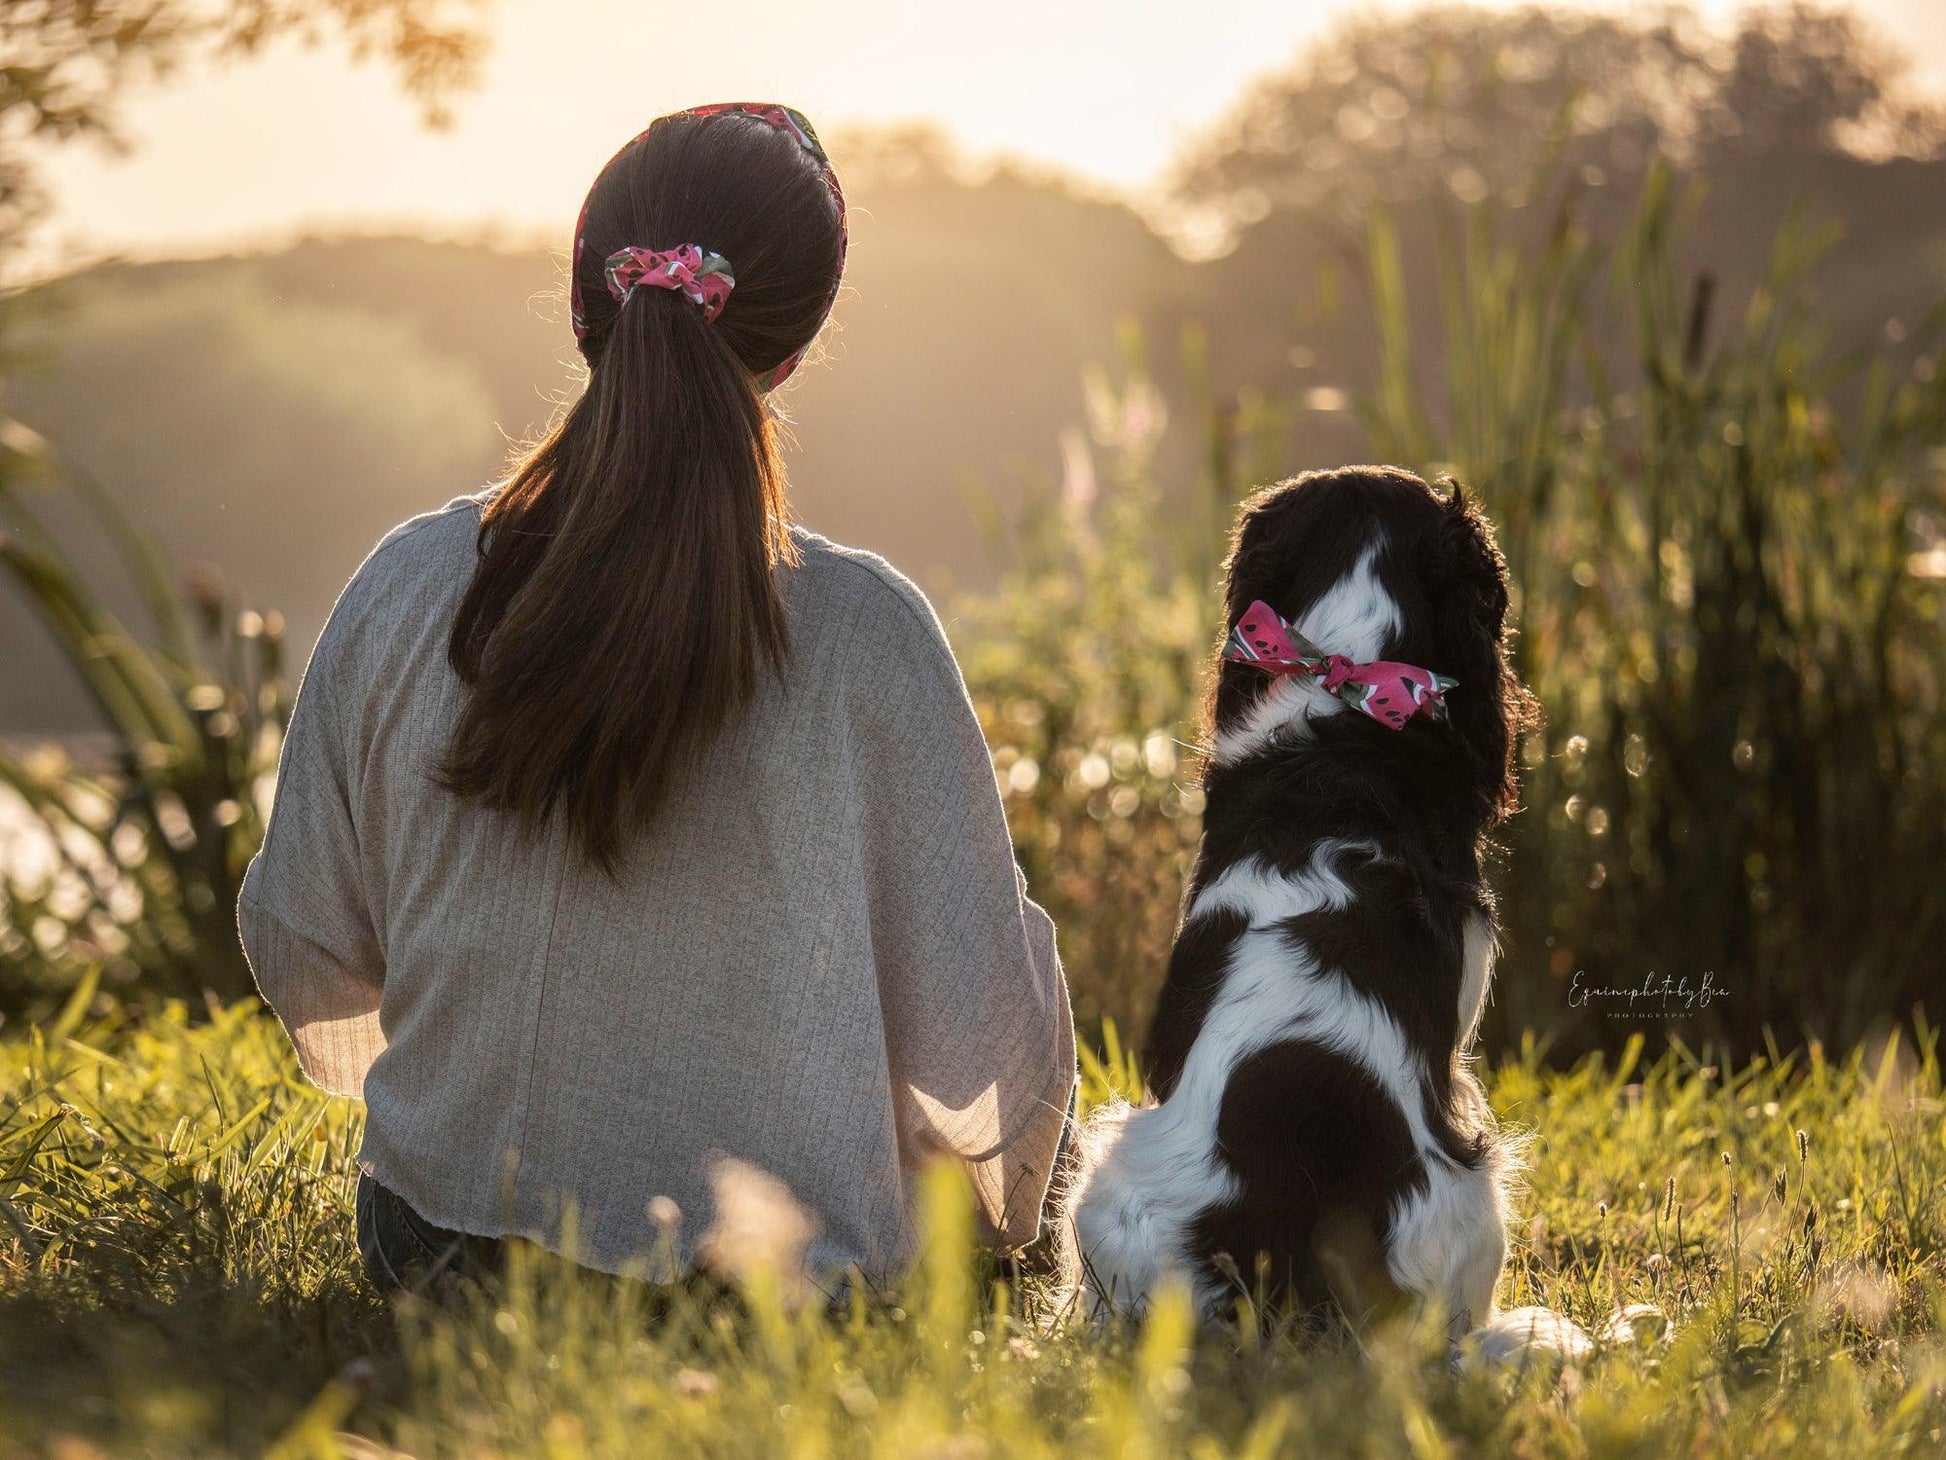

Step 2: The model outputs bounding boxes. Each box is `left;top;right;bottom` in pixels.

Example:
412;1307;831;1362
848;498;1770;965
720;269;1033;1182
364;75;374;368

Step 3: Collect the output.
1070;466;1549;1344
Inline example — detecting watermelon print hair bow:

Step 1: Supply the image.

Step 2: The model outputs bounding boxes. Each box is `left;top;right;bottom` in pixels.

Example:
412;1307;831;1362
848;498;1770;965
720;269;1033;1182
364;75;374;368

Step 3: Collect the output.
1224;600;1458;730
603;244;736;322
569;101;847;390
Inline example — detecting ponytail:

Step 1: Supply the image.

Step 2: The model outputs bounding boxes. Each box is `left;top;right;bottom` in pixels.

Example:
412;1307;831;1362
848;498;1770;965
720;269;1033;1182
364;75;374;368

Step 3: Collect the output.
440;106;842;870
441;278;796;871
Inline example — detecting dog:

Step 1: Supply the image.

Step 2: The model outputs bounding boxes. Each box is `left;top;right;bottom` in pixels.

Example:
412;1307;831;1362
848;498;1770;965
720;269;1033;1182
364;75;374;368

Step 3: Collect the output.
1068;465;1556;1348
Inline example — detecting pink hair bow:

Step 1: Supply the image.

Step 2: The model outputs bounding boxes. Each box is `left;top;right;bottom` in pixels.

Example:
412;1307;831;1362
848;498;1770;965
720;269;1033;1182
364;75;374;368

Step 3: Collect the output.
1224;600;1458;730
604;243;736;322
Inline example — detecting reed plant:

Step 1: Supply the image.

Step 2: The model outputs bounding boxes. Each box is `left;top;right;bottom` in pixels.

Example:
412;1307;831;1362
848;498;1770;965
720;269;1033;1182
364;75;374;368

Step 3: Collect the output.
0;417;286;1014
1358;165;1946;1051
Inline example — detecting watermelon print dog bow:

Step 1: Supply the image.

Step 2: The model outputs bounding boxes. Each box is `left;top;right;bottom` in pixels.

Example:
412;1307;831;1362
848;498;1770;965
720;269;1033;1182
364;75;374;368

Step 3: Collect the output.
1224;600;1458;729
569;101;847;391
604;244;736;322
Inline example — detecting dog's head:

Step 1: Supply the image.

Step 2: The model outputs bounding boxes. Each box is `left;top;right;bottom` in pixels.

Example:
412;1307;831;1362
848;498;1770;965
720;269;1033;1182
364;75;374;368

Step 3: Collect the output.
1209;466;1534;826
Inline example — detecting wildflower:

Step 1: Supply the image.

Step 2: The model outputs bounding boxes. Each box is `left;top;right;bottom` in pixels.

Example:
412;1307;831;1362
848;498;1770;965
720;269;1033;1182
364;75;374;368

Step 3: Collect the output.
699;1156;820;1296
673;1368;720;1400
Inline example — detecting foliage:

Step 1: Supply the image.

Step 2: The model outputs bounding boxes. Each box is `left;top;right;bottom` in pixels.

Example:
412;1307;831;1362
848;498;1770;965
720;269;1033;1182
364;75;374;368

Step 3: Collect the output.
1356;165;1946;1053
0;419;289;1012
947;165;1946;1058
953;343;1211;1036
1168;2;1946;248
952;320;1292;1035
3;1003;1944;1454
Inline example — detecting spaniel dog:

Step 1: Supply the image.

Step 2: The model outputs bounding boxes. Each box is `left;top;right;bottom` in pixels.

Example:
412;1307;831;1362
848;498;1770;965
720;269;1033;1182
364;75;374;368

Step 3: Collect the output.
1068;466;1578;1354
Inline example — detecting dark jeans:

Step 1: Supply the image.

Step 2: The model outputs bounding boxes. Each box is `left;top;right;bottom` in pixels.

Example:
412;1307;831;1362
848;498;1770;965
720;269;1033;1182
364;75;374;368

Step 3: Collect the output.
355;1172;504;1297
356;1087;1081;1295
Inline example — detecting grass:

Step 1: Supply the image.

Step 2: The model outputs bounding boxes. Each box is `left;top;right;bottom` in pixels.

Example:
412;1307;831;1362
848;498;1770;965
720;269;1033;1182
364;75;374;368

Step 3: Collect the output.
1;1002;1942;1457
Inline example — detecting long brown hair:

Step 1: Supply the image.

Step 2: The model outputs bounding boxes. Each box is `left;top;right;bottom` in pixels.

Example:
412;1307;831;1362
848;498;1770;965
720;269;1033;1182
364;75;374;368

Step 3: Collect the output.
441;111;844;870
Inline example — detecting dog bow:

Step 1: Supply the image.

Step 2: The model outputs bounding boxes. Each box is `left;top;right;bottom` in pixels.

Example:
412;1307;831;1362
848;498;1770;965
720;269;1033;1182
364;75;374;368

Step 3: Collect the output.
1224;600;1457;730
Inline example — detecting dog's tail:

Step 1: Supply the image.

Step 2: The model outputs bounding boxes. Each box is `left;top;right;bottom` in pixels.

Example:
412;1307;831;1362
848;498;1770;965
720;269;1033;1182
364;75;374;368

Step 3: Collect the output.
1463;1304;1666;1368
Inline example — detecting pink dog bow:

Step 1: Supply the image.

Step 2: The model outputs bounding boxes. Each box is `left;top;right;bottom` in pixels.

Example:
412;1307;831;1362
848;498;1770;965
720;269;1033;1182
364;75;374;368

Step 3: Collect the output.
1224;600;1458;730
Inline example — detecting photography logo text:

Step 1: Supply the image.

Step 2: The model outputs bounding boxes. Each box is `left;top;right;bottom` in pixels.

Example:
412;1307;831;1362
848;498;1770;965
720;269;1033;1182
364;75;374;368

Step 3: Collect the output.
1568;969;1731;1020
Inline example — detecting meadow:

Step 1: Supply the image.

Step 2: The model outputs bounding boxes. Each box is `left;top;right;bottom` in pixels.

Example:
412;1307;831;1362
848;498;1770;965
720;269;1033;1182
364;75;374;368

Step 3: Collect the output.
3;9;1945;1452
1;997;1942;1457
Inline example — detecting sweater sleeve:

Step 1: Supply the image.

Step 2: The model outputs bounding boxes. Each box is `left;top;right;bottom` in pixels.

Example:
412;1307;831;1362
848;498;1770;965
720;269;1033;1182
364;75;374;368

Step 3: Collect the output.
237;642;386;1099
847;562;1077;1249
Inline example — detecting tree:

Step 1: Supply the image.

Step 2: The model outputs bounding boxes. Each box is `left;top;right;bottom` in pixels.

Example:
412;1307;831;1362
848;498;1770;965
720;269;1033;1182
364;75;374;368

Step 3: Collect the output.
1167;3;1946;251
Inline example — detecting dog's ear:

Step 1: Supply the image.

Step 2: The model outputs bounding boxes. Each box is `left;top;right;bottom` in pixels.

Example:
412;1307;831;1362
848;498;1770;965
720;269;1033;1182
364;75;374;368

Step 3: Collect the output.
1422;481;1535;825
1208;481;1306;738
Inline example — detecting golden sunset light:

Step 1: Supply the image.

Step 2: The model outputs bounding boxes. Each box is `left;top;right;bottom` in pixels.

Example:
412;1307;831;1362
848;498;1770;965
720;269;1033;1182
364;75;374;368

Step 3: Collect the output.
5;2;1946;1451
29;0;1946;273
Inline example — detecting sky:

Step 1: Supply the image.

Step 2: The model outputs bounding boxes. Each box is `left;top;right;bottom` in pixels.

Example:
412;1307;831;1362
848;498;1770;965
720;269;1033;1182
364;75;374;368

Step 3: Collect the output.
24;0;1946;276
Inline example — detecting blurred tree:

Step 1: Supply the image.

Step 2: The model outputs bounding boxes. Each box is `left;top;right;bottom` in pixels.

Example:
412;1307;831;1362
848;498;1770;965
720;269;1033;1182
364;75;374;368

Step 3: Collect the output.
822;122;968;191
1168;3;1946;251
0;0;487;244
1717;4;1946;159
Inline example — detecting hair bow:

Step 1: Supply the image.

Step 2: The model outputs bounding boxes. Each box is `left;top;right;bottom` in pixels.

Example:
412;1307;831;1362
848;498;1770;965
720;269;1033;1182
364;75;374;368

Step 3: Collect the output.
604;244;736;322
1224;600;1457;730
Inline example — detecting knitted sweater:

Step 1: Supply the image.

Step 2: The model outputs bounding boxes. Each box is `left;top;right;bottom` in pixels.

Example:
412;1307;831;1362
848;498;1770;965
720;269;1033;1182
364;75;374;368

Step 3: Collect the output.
239;494;1075;1280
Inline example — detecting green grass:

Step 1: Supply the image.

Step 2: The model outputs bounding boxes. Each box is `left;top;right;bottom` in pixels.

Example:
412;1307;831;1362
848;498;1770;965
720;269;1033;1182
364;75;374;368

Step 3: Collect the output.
2;1004;1943;1457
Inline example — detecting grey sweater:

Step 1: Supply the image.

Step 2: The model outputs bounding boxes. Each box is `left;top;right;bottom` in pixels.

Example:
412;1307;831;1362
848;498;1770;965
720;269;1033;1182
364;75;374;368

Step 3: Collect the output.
238;494;1076;1281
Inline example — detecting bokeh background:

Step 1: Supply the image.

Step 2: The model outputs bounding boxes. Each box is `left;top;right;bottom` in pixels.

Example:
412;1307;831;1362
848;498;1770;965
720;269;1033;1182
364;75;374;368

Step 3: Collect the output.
3;0;1942;1060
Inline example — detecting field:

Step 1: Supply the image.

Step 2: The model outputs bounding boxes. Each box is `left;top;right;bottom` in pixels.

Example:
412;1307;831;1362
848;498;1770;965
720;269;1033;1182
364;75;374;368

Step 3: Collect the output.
2;15;1944;1456
1;999;1942;1458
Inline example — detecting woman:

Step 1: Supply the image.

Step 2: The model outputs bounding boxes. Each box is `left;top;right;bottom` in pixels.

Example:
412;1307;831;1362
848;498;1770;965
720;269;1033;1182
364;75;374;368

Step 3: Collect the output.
238;103;1076;1294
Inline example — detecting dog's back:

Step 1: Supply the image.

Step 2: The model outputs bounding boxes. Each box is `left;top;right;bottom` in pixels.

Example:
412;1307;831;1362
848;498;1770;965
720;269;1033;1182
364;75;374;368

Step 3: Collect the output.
1069;467;1526;1329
